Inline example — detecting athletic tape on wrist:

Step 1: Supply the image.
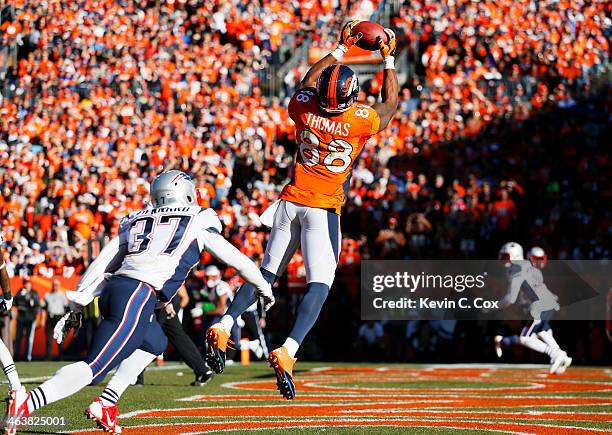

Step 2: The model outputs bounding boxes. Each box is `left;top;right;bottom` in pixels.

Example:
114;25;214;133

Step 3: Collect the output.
331;44;348;60
384;56;395;69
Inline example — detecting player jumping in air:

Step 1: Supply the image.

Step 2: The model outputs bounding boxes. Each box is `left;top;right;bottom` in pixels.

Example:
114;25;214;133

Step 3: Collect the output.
0;235;24;435
6;171;274;434
206;20;398;399
495;243;572;374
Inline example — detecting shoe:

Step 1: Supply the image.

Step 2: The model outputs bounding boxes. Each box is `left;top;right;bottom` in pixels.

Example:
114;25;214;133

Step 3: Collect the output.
268;346;297;400
555;354;572;374
5;387;30;435
205;323;233;374
550;350;567;374
190;369;214;386
85;398;122;434
494;335;503;358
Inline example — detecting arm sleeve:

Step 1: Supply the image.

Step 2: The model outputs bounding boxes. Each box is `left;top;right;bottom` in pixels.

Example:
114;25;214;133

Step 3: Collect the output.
201;230;269;291
73;235;127;301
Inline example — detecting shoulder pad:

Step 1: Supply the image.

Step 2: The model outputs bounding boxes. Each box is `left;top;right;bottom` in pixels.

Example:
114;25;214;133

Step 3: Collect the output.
507;263;523;277
295;87;317;96
119;212;139;232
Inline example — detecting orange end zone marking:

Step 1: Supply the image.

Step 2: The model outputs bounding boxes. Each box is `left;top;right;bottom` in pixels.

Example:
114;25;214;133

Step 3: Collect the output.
132;398;612;419
69;367;611;435
227;366;612;395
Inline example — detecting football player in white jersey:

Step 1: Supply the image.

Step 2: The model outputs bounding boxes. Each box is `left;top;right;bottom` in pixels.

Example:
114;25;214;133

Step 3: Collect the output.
494;243;572;374
0;234;25;435
6;171;274;434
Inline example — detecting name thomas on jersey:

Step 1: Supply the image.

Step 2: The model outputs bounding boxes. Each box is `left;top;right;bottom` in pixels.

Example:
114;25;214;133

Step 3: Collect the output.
305;113;351;137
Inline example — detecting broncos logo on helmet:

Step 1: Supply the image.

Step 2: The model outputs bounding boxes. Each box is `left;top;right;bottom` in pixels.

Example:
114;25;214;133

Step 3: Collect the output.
316;64;359;113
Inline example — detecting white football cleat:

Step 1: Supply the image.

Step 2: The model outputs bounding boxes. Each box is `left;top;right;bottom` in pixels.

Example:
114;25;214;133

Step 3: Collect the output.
494;335;503;358
555;354;573;374
549;350;568;374
85;398;122;434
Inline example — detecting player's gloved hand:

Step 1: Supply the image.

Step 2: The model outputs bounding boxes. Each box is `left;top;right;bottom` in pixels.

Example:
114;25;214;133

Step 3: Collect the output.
165;303;177;319
377;28;397;69
256;283;275;312
0;297;12;313
53;310;83;345
339;20;363;49
332;20;363;59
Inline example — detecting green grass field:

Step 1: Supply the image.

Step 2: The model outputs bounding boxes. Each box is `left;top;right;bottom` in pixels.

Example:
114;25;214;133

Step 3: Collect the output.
5;361;612;434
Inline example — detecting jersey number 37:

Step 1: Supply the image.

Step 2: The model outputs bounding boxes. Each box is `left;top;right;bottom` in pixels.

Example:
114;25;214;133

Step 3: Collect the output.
127;214;192;255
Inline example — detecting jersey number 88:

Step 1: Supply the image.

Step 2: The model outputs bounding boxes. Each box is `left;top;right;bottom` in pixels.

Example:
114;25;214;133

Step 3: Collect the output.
299;130;353;173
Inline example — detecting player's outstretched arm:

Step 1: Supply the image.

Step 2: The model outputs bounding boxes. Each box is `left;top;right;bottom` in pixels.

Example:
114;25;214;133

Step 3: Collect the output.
201;230;275;311
54;236;127;344
498;273;522;308
371;29;399;132
298;20;363;90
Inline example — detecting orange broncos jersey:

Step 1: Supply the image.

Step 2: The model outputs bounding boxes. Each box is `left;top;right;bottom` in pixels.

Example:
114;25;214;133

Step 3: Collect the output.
281;87;381;214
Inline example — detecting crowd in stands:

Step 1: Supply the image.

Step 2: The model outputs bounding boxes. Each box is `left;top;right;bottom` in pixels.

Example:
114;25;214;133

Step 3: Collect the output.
0;0;609;361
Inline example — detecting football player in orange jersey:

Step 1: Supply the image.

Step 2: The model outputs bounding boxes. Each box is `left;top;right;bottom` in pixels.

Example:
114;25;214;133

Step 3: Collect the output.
206;20;398;399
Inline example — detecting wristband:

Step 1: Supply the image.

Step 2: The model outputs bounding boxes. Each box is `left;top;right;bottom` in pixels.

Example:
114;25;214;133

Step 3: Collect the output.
331;44;349;60
384;56;395;70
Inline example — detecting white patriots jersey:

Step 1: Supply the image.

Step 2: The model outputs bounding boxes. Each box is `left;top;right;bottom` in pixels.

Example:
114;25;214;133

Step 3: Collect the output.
114;205;221;301
506;261;559;306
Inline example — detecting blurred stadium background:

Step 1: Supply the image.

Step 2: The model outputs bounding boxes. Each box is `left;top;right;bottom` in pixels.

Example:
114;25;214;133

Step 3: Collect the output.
0;0;609;373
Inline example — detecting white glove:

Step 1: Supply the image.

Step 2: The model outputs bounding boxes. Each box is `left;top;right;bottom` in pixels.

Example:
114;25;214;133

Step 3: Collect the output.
256;283;275;312
0;297;12;312
53;313;70;344
53;311;83;345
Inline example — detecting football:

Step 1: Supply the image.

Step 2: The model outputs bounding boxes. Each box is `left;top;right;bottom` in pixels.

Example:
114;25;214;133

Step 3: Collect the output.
353;20;388;51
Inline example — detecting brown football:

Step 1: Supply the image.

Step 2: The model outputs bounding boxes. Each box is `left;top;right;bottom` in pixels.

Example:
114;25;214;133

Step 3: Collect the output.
352;21;388;51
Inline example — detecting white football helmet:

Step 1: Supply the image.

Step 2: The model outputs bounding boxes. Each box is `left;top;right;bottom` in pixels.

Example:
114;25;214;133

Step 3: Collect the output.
150;170;197;208
527;246;547;268
498;242;524;262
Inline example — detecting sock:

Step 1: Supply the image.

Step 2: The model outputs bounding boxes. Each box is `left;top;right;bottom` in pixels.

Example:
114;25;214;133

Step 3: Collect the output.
3;364;20;390
287;282;329;347
99;387;119;407
536;330;562;358
28;361;92;411
226;268;276;321
220;315;234;334
102;349;156;406
519;335;548;355
0;340;20;390
283;337;299;359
